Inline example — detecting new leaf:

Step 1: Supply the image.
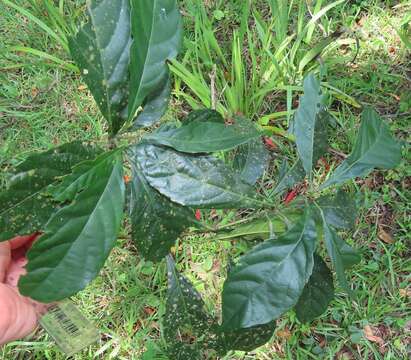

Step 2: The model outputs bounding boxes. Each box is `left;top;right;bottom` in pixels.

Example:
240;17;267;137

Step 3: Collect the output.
69;0;131;135
322;108;401;188
294;74;328;176
129;0;182;125
19;151;125;302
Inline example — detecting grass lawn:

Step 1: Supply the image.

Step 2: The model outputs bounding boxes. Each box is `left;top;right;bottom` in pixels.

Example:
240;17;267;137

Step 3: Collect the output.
0;0;410;359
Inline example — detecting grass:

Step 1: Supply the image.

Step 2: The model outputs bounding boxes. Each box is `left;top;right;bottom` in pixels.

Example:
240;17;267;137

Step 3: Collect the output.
0;0;410;359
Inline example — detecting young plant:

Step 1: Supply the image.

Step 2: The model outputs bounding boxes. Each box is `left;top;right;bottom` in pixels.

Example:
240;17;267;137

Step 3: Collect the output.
0;0;402;358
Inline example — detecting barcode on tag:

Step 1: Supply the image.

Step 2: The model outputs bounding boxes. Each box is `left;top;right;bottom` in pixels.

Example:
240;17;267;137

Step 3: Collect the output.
40;299;100;356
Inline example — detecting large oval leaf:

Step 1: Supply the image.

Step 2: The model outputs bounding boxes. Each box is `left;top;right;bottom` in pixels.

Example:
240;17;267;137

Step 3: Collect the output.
19;151;125;302
295;253;334;323
128;147;194;261
294;74;328;176
0;142;101;241
221;209;317;329
128;0;182;124
322;108;401;188
135;144;263;209
69;0;131;135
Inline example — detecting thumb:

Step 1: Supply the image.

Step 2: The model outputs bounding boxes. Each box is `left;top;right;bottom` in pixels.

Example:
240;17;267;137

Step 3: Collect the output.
0;242;11;283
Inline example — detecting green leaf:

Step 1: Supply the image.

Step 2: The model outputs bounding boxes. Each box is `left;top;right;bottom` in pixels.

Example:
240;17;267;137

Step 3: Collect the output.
272;159;305;195
136;144;263;209
316;190;357;229
322;108;402;188
0;142;101;241
295;254;334;323
50;151;116;202
165;256;215;360
185;109;225;124
215;214;300;241
128;147;194;261
294;74;328;176
145;120;260;154
221;209;317;329
217;320;276;352
132;77;171;129
233;139;269;186
322;220;360;295
128;0;182;124
19;151;125;302
68;0;131;135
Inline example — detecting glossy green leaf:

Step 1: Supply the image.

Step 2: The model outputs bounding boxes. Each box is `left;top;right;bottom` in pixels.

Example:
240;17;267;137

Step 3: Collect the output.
69;0;131;135
145;120;260;154
295;254;334;323
132;77;171;129
221;209;317;329
272;159;305;195
50;151;115;202
165;256;215;360
322;220;360;295
294;74;328;175
0;142;101;241
136;144;263;209
322;108;401;188
128;0;182;124
19;151;125;302
316;190;357;229
233;139;269;186
128;147;194;261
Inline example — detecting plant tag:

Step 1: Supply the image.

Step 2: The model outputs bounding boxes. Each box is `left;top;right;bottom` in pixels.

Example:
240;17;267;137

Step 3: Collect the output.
39;299;100;356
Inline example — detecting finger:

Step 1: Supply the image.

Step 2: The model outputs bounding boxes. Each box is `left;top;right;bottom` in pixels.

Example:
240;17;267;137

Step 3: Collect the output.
0;242;11;283
5;257;27;287
9;233;40;250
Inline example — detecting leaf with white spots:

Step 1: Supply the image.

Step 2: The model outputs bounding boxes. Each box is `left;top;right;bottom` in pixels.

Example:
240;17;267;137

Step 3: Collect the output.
127;147;195;261
132;77;171;129
128;0;182;126
69;0;131;135
165;256;217;359
135;143;264;209
295;253;334;323
0;142;102;241
216;320;276;352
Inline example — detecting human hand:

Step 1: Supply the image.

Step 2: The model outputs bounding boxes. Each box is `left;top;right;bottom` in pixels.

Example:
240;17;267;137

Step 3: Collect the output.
0;234;47;345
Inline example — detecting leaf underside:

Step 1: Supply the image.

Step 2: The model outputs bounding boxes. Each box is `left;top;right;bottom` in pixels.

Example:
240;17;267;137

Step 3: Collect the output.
19;151;125;302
